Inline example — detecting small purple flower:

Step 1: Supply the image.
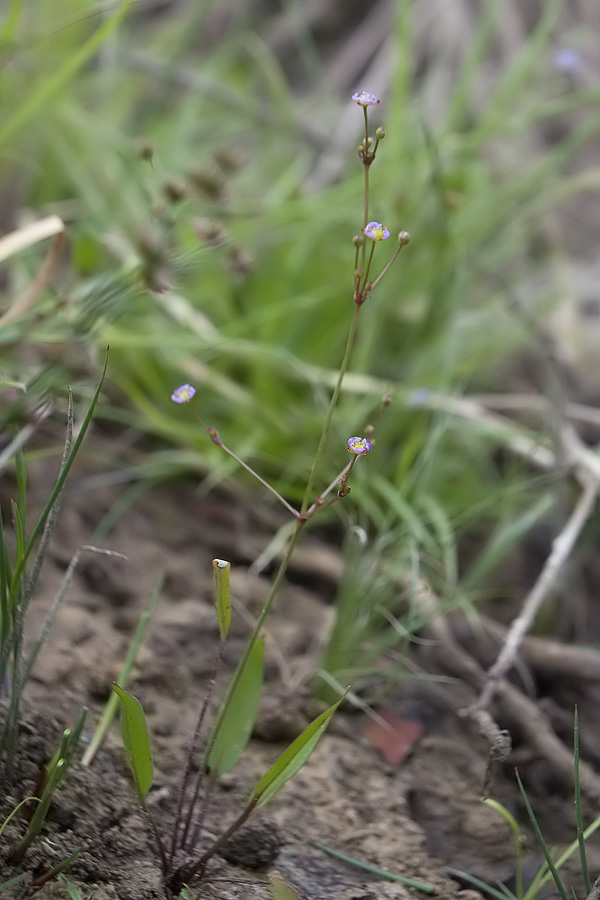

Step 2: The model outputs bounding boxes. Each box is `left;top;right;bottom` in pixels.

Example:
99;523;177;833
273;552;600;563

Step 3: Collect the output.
553;47;583;75
352;90;380;107
364;221;390;241
348;436;372;455
171;384;196;404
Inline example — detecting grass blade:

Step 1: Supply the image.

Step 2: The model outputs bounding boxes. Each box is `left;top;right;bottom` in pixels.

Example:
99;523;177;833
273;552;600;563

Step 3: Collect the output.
515;770;568;900
483;798;523;899
0;873;28;892
0;2;129;152
82;578;161;767
574;707;591;895
313;841;434;894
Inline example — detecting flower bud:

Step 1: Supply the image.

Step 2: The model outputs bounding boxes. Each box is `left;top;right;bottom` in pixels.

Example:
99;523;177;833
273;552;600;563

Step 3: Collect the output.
137;138;154;161
163;176;187;203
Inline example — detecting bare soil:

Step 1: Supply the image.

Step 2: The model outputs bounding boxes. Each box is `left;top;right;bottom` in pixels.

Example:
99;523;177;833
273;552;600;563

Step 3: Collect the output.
1;447;600;900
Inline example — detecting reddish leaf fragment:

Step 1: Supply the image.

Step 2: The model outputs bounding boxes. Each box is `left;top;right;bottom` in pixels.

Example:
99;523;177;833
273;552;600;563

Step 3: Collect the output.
362;709;424;766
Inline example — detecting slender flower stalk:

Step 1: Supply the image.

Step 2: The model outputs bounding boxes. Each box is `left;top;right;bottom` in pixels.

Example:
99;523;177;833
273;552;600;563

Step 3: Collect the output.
300;302;361;514
171;388;302;520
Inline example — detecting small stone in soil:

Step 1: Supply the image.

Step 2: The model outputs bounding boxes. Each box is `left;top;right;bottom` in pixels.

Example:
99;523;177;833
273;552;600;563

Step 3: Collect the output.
218;818;283;869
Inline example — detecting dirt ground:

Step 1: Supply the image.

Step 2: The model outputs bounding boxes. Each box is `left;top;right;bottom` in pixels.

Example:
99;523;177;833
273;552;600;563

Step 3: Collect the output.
1;444;600;900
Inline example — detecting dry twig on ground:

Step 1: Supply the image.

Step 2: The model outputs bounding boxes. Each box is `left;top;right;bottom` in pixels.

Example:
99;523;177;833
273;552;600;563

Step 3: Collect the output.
416;580;600;804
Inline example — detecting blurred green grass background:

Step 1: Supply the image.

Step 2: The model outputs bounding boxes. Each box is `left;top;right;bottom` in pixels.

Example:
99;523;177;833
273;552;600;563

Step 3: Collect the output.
2;0;600;684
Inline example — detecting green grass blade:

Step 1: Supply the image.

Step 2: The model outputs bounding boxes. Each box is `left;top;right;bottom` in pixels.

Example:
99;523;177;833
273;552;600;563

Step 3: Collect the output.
444;867;512;900
483;798;523;899
0;796;38;839
12;350;109;591
574;707;591;895
207;635;264;777
516;770;569;900
0;873;28;892
17;758;65;857
82;579;161;767
312;841;434;894
442;0;497;132
0;0;22;45
464;0;561;150
112;683;153;805
0;2;129;152
253;694;344;808
461;493;552;591
213;558;231;640
530;814;600;897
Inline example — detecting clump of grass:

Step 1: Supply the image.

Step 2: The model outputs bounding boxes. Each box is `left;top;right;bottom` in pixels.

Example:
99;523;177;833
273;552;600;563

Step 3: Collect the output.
446;710;600;900
0;358;107;770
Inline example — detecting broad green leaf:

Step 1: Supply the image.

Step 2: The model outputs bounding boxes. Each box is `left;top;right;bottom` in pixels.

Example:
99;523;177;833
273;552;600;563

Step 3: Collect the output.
213;558;231;640
207;636;264;777
112;683;153;804
253;695;344;809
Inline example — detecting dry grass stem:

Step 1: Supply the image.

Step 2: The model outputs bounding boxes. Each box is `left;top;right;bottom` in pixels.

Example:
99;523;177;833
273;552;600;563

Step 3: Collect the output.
0;216;65;329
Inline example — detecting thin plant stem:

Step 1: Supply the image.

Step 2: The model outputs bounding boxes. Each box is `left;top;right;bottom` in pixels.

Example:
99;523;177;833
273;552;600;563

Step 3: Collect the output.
300;302;361;516
141;804;168;875
185;769;218;854
186;797;258;879
362;104;370;250
363;154;369;233
370;244;404;291
186;408;301;519
361;241;376;292
174;640;225;861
